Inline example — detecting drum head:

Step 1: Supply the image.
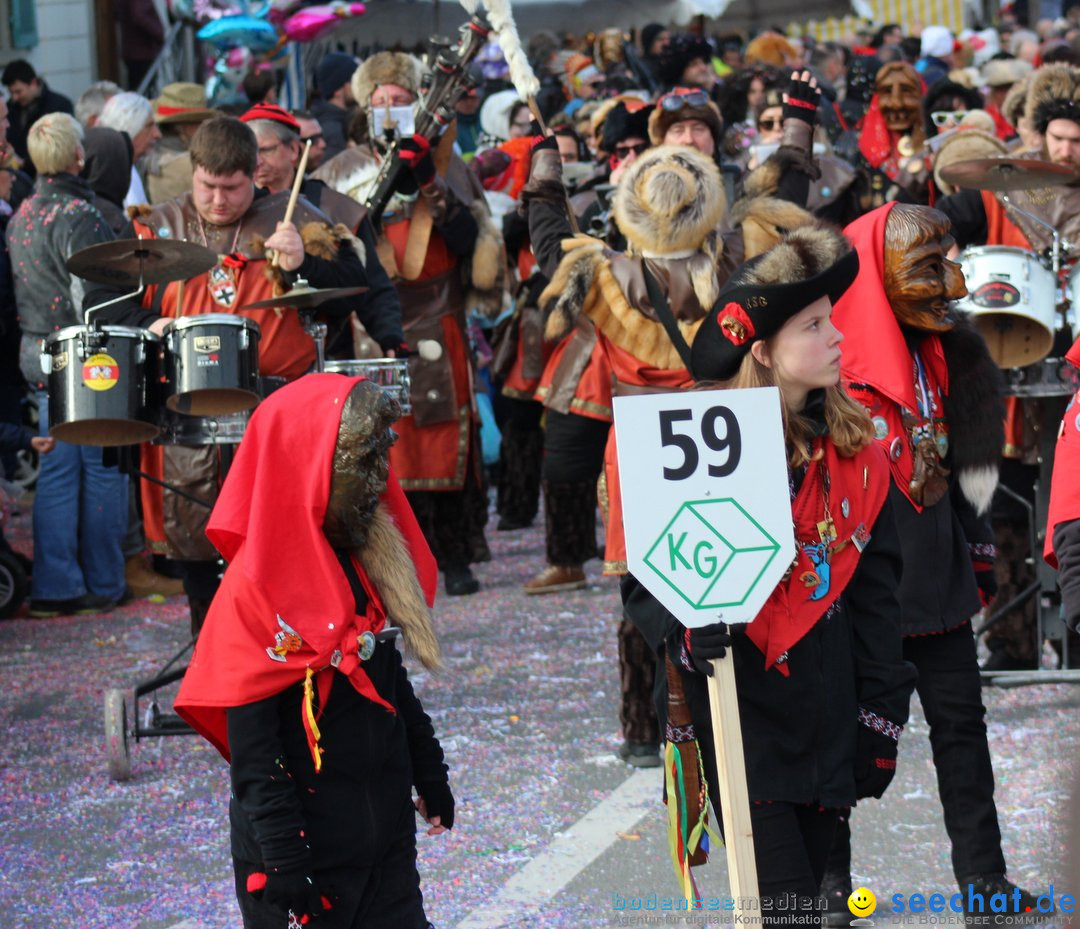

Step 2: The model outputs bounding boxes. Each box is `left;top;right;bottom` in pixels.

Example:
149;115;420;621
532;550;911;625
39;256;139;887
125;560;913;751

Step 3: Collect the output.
972;313;1055;369
166;388;261;416
50;418;160;447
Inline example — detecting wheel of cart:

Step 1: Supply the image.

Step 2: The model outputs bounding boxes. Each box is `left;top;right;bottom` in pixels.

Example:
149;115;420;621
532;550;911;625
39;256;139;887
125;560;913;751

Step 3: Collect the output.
103;638;198;781
0;547;28;619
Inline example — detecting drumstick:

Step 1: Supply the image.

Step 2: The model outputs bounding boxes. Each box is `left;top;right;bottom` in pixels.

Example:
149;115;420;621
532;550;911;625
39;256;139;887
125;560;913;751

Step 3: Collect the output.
175;278;184;318
271;140;313;270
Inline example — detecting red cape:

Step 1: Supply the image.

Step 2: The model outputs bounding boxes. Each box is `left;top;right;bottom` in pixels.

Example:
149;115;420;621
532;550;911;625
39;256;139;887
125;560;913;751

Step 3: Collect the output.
175;373;438;760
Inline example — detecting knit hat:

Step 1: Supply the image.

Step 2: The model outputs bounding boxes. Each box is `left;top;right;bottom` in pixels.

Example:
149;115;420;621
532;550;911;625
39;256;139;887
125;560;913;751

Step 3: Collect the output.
153;82;215;125
690;226;858;382
315;52;359;98
921;26;955;60
240;102;300;133
647;87;724;147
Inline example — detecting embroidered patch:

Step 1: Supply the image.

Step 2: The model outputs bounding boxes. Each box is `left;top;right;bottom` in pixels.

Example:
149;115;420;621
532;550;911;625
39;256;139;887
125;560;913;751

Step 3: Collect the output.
266;614;302;662
208;264;237;308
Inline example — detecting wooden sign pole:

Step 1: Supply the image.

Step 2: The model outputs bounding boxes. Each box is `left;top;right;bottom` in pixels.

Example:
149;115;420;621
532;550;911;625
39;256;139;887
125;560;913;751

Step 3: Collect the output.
707;652;759;906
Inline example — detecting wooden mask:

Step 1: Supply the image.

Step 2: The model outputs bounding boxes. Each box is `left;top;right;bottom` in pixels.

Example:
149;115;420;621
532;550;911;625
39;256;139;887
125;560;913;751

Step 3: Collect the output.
876;61;926;144
883;204;967;331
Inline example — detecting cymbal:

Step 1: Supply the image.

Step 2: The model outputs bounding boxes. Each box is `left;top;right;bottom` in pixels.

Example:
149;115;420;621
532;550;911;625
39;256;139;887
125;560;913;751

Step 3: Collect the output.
938;157;1080;191
67;238;219;286
240;282;369;310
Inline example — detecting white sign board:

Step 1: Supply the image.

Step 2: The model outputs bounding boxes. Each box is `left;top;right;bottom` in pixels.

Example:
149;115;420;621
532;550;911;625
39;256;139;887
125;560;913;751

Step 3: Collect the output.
613;387;795;628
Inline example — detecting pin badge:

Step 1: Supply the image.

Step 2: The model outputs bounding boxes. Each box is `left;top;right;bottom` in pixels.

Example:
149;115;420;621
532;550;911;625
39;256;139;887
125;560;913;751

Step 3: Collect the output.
841;498;850;519
358;630;376;661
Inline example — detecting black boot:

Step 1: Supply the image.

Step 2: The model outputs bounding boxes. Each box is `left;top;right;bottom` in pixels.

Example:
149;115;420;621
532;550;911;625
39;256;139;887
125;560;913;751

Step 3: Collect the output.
443;565;480;597
959;875;1054;926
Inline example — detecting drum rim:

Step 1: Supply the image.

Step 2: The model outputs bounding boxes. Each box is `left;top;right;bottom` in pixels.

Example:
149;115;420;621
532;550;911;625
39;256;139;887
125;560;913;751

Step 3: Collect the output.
164;313;261;333
46;324;160;345
958;245;1048;260
324;358;410;372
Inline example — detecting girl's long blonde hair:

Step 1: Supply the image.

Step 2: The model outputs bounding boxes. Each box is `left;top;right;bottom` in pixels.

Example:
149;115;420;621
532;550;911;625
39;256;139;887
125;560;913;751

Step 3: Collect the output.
698;352;874;468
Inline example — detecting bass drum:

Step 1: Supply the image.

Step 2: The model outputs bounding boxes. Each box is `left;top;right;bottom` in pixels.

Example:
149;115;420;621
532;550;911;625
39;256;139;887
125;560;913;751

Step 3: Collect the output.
42;325;161;446
955;246;1057;369
324;359;412;415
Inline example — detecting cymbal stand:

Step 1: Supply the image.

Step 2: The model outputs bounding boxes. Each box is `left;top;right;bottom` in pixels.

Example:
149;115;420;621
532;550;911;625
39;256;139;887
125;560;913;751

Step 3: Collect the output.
81;242;151;329
301;308;327;373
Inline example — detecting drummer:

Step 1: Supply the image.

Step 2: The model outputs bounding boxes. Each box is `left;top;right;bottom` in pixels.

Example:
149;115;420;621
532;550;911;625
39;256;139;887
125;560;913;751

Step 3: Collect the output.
936;62;1080;672
238;102;398;359
90;115;406;631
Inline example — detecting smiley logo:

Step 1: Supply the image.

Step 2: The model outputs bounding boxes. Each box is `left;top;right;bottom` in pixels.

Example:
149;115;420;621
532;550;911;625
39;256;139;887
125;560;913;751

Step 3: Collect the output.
848;887;877;919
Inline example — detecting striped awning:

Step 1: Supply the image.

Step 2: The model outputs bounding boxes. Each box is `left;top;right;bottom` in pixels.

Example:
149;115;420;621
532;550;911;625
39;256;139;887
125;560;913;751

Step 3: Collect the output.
792;0;968;42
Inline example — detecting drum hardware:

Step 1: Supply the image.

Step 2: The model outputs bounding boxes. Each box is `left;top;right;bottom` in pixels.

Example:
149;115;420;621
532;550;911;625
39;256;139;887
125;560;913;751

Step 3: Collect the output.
238;279;369;311
324;358;413;414
937;157;1080;192
300;311;328;373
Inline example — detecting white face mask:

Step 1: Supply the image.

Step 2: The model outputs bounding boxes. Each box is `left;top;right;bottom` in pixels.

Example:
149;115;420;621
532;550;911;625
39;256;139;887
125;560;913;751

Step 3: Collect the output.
370;104;416;140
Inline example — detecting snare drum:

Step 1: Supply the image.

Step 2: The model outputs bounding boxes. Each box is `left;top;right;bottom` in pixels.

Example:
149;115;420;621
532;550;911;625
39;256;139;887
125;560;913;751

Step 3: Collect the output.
324;359;412;414
162;314;260;416
955;246;1057;369
42;325;160;446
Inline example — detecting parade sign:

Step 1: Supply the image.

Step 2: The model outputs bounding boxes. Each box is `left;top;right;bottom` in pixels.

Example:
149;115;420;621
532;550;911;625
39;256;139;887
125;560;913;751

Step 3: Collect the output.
613;387;794;628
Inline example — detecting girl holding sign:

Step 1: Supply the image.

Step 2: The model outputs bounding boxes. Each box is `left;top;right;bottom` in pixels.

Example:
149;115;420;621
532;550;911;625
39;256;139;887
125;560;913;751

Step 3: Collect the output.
623;225;916;922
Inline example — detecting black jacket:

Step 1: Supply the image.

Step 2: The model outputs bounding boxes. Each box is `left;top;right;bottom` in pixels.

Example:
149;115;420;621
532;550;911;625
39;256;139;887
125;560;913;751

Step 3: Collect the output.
8;85;74;173
624;493;916;809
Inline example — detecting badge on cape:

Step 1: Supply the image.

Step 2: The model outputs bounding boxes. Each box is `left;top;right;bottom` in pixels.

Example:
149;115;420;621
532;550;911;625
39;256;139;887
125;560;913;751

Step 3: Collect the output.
208;263;237;308
267;614;302;662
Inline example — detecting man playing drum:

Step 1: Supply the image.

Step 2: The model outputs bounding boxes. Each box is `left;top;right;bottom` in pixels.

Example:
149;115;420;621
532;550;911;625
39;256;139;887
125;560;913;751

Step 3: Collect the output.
92;115;405;632
937;63;1080;672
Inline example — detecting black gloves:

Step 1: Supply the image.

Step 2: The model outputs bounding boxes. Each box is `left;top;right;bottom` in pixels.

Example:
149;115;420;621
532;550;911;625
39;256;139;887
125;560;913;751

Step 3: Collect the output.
684;623;733;676
416;778;455;829
248;868;325;921
782;70;821;127
854;724;899;799
398;133;436;188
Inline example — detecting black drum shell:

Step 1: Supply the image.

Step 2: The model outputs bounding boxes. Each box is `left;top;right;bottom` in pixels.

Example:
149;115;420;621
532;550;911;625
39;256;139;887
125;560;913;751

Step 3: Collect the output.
44;325;161;446
163;314;261;416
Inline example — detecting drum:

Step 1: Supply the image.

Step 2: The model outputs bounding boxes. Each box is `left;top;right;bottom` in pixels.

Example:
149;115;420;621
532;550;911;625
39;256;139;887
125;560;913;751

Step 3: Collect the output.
324;359;412;414
42;325;160;446
154;376;286;446
955;246;1057;369
162;314;260;416
1003;358;1080;397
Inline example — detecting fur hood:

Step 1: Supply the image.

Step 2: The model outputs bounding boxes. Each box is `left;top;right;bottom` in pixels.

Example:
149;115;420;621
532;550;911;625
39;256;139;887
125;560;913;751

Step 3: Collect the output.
1025;62;1080;134
352;52;425;108
613;144;727;257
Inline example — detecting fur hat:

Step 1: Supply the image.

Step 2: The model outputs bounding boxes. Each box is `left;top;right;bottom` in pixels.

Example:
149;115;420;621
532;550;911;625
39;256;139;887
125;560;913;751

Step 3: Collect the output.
1002;73;1033;127
601;100;652;151
612;144;727;257
1025;62;1080;133
744;32;797;68
647;89;724;147
352;52;425;108
982;57;1032;88
658;34;715;87
690;225;858;382
933;125;1009;194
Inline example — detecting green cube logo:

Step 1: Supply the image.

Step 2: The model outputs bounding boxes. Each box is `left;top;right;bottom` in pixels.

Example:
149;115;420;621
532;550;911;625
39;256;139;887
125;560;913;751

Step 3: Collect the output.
644;499;780;610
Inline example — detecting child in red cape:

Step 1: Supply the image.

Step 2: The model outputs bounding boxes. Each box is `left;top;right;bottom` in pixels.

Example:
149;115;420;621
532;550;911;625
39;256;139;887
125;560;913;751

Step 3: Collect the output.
176;373;451;929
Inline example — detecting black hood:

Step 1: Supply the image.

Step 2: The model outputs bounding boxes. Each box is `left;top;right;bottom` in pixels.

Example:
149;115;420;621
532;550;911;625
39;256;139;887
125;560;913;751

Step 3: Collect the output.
81;127;133;209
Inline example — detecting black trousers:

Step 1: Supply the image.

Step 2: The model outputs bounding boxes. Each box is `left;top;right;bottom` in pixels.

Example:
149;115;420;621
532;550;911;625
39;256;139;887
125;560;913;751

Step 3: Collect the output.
541;409;609;484
828;622;1006;884
748;801;837;927
234;829;429;929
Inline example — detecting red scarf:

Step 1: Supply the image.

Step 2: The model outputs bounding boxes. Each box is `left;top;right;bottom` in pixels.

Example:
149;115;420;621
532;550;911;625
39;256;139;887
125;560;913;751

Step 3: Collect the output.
833;204;950;511
746;439;889;674
175;374;438;761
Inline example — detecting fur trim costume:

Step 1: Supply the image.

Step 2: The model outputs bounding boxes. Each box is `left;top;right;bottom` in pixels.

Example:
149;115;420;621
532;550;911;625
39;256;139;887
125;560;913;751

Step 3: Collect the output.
539;145;816;573
1025;62;1080;134
352;52;425;108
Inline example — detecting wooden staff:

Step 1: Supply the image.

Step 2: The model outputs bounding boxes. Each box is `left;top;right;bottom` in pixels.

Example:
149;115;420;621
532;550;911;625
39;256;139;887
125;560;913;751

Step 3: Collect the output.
526;96;581;237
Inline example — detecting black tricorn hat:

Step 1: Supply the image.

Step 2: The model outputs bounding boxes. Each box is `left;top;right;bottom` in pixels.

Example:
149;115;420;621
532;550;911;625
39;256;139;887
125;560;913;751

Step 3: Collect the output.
690;226;858;382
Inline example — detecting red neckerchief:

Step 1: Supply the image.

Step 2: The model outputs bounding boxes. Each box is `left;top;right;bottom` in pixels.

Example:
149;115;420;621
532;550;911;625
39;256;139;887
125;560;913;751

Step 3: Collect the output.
745;439;889;675
833;204;950;512
175;374;438;762
858;95;895;170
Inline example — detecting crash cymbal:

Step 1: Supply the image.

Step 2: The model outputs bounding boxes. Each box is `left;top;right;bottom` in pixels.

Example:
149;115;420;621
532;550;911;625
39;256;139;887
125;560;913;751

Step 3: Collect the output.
240;282;369;310
938;157;1080;192
67;238;219;286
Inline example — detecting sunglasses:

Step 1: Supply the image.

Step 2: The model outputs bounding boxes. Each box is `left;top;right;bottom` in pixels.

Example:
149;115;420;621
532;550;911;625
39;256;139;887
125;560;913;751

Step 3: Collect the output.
301;132;324;144
757;118;781;131
659;89;710;111
931;110;967;126
614;141;649;159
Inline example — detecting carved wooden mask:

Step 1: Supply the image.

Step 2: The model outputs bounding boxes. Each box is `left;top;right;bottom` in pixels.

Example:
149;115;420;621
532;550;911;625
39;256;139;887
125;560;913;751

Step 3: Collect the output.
883;204;967;331
876;61;925;143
